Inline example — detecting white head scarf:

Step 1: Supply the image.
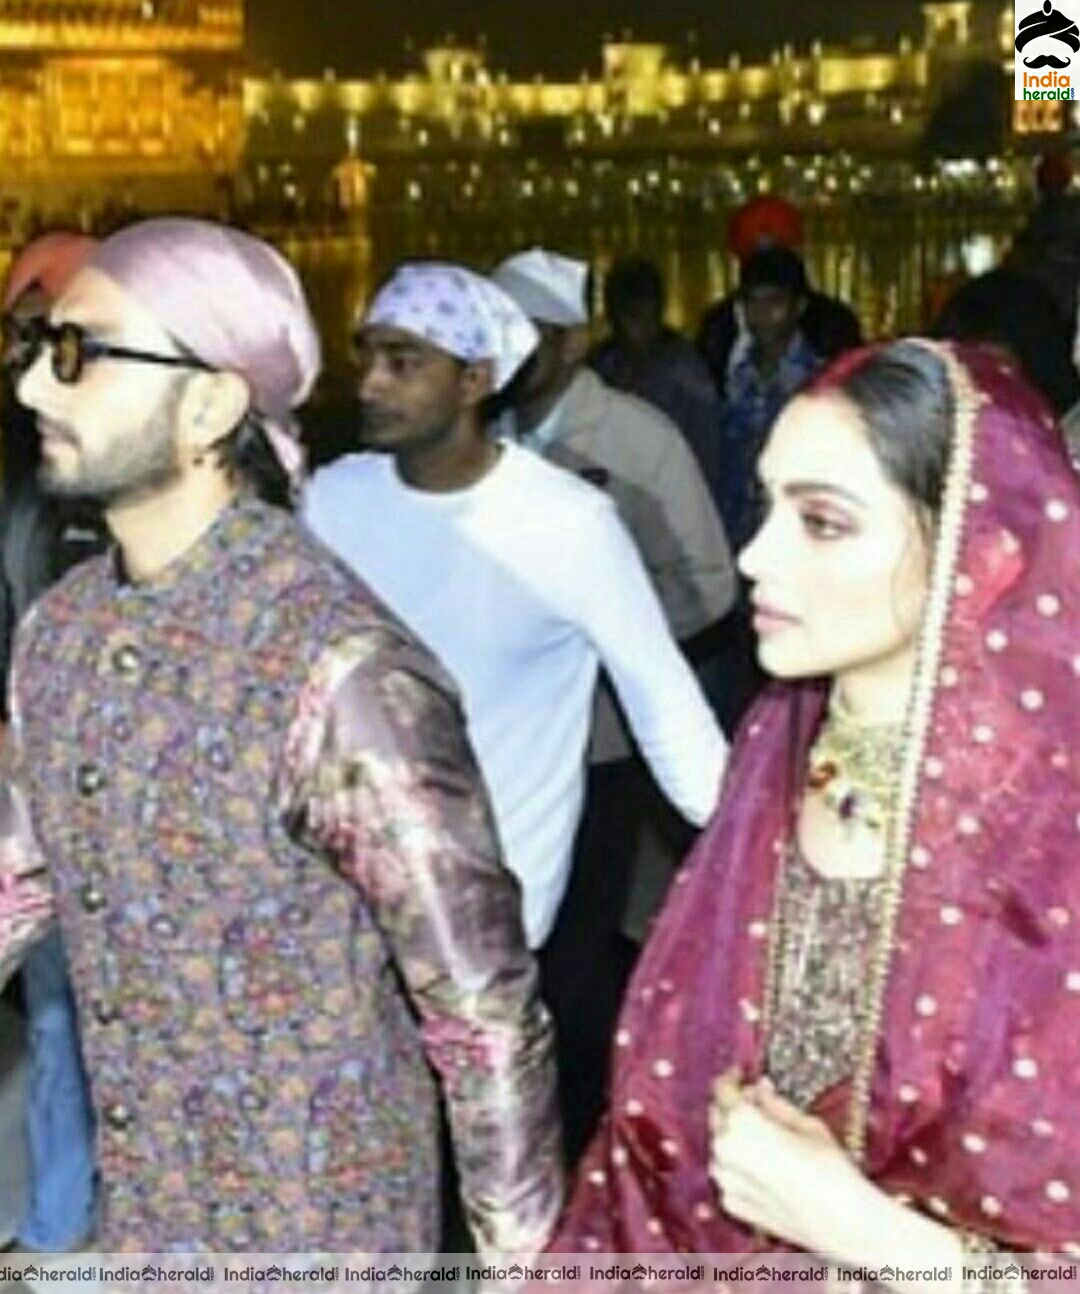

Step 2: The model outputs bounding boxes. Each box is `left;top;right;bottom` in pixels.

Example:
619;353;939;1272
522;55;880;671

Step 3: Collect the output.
364;262;538;390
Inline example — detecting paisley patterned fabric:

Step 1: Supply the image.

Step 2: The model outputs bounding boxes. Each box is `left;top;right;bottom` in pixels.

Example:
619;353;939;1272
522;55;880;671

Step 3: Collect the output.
0;498;562;1255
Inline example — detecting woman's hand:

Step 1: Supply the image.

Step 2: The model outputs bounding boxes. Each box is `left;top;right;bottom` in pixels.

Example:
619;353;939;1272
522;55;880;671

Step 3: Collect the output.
709;1074;964;1291
709;1073;869;1255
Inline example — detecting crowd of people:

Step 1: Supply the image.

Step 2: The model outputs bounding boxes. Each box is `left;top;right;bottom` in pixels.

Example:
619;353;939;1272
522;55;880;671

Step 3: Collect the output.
0;172;1077;1280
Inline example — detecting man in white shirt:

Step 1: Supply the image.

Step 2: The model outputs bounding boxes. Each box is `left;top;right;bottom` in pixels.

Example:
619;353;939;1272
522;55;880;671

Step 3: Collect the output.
303;263;726;1160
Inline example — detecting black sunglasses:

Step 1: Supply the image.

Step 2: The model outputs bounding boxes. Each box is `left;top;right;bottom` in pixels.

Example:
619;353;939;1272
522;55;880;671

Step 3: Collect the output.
1;315;212;385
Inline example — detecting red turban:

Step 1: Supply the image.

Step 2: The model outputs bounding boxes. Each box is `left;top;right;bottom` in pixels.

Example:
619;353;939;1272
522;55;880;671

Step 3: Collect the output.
3;232;98;310
726;196;804;261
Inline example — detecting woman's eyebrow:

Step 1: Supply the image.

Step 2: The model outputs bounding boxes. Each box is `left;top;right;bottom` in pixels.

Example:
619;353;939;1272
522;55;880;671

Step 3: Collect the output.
782;480;868;510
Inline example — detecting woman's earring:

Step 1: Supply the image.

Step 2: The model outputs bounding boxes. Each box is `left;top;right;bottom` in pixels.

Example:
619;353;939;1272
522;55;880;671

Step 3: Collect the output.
193;410;207;466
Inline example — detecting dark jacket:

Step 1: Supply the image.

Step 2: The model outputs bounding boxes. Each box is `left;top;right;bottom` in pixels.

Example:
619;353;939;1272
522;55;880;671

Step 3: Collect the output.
0;478;108;715
697;289;862;398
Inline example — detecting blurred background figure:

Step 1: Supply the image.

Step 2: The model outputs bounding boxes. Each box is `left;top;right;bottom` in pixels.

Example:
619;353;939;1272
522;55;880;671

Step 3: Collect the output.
590;256;723;491
698;195;862;401
921;267;971;334
492;246;735;668
719;245;825;556
1007;149;1080;332
699;243;831;741
0;231;105;1253
931;266;1080;466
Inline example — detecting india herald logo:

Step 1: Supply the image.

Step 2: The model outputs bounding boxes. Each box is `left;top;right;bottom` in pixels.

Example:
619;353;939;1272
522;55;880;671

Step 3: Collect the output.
1016;0;1080;98
1016;1;1080;68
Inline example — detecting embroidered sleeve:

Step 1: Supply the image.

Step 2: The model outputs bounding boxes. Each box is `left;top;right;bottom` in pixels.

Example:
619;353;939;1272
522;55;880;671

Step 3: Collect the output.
279;628;564;1259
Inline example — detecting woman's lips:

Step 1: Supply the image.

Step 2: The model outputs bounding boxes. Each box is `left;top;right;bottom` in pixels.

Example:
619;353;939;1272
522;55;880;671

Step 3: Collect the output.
751;600;800;636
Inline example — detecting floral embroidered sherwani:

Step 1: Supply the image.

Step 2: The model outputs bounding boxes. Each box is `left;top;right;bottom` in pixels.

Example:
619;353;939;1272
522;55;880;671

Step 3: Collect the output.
0;498;562;1255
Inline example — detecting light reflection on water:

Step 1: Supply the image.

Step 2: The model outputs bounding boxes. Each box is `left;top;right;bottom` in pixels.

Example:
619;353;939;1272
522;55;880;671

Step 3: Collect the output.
278;194;1025;396
0;188;1026;405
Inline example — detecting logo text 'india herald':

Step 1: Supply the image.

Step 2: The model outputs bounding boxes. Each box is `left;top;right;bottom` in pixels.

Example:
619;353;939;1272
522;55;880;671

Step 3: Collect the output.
1016;1;1080;98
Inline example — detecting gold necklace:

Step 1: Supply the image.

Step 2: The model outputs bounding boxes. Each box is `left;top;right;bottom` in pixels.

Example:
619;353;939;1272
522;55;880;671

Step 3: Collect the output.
806;699;904;833
760;706;903;1045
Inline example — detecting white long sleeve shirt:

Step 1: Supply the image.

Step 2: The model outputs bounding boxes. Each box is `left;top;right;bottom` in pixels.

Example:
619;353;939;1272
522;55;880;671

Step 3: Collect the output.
304;442;725;946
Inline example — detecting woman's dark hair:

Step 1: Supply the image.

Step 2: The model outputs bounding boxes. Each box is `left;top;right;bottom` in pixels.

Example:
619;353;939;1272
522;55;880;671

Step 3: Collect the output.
931;268;1080;416
214;413;292;509
830;340;955;518
169;341;294;508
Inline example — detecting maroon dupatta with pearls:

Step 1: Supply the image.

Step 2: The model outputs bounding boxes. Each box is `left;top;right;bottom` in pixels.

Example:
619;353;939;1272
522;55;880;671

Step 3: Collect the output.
550;342;1080;1256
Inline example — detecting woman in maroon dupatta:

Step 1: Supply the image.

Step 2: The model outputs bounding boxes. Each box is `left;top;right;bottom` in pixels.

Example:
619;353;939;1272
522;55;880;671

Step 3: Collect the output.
550;339;1080;1266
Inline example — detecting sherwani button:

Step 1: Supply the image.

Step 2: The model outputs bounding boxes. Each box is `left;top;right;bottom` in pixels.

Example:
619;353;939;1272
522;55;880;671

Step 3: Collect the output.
76;763;106;796
81;884;107;913
93;998;121;1025
105;1102;132;1130
112;645;141;675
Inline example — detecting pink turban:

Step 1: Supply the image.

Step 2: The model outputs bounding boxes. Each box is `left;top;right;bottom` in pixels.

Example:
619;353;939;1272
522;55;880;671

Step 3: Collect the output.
3;232;98;309
91;218;321;485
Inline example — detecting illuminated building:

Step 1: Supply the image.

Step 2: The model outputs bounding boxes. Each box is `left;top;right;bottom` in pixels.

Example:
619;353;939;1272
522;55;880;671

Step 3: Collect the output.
0;1;244;213
0;0;1062;224
244;2;1028;161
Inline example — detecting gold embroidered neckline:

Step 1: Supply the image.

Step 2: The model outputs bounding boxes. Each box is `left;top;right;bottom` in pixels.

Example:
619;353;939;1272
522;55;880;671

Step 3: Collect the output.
806;700;904;834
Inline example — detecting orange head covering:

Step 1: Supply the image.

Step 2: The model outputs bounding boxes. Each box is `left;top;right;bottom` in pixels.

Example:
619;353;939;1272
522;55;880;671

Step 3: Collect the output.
3;232;98;310
727;196;804;262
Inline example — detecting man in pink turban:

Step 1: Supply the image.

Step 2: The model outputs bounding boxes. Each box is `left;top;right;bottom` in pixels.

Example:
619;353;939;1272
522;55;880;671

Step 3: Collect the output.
0;219;562;1254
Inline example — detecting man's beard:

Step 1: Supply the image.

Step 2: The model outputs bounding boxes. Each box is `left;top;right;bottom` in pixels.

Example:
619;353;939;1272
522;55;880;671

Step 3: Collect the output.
358;401;458;451
40;385;183;505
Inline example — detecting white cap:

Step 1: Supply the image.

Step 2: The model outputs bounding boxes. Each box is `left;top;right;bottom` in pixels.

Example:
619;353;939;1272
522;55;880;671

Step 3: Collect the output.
491;248;589;327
